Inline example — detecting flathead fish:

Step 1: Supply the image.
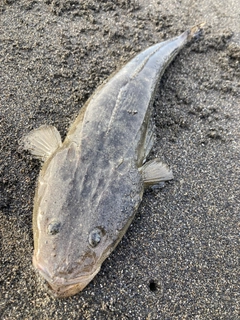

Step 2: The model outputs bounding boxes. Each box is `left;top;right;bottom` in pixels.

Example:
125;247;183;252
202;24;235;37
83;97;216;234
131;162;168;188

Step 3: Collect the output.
22;25;203;297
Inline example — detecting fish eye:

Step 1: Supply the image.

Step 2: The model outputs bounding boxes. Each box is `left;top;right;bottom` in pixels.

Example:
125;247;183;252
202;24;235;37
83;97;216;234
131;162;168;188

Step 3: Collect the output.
47;221;61;235
88;227;103;247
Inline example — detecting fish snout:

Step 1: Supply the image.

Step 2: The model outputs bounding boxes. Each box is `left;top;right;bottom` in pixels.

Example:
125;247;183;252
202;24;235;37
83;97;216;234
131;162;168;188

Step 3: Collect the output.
32;255;101;297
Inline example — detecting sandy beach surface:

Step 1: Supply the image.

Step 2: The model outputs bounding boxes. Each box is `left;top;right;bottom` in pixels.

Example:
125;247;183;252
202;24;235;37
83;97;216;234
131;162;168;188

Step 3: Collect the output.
0;0;239;319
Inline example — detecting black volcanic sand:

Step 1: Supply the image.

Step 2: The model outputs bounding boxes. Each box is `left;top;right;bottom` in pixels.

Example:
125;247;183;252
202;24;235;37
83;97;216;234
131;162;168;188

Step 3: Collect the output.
0;1;239;319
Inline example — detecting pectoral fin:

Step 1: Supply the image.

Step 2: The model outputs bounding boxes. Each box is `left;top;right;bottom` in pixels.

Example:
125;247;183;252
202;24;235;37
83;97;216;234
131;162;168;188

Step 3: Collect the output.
139;158;174;187
21;125;62;162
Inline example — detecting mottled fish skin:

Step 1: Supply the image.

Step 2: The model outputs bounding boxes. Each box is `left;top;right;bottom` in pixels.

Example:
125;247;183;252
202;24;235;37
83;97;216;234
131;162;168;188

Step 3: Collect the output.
23;25;203;297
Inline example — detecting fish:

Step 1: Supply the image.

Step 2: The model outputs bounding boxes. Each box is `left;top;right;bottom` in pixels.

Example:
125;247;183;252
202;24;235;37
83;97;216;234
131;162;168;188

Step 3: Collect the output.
22;24;203;298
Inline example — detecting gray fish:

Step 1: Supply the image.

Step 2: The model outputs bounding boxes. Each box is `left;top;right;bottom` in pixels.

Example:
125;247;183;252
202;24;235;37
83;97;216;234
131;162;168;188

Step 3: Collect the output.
22;25;203;298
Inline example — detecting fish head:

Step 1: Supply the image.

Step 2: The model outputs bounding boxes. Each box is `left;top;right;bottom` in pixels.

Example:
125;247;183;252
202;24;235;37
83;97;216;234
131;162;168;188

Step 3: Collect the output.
33;224;110;298
32;143;116;298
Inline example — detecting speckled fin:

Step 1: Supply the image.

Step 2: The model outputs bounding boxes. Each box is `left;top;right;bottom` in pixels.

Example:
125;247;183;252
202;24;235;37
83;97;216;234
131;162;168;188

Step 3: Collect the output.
139;159;174;187
22;125;62;162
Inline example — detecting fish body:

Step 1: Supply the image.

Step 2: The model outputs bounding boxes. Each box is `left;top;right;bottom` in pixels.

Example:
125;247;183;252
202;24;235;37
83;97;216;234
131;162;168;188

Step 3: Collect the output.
22;26;203;297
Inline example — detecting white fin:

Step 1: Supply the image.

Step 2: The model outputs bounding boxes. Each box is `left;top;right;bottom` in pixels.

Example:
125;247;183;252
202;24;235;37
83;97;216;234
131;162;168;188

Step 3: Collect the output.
21;125;62;162
139;158;174;187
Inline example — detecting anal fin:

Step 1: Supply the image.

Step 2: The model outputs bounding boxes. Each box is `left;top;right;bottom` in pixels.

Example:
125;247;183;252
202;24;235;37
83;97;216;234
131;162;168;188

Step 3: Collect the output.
139;158;174;187
21;125;62;162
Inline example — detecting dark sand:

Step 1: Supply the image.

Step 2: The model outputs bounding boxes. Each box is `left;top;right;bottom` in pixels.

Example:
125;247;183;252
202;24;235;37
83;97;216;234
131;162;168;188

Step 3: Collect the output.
0;1;239;319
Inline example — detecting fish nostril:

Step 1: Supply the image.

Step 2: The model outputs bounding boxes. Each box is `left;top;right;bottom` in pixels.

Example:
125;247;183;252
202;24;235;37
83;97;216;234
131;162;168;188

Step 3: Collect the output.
47;221;61;235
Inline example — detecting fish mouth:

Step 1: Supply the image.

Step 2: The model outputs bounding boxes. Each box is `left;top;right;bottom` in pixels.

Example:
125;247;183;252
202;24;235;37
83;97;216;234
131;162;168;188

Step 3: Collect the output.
33;256;101;298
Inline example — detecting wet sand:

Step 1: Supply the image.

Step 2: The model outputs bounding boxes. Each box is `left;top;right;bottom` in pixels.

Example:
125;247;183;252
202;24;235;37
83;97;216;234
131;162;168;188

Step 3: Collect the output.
0;0;239;319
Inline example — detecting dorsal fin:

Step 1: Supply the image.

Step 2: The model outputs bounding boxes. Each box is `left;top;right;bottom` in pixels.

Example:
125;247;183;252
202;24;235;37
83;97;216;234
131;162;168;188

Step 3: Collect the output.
21;125;62;162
